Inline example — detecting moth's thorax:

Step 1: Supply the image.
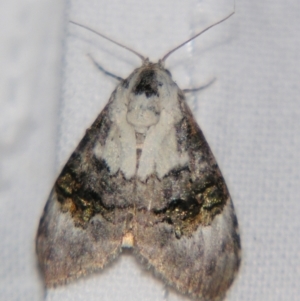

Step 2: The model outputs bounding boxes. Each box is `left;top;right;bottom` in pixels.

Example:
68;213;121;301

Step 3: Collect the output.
95;62;187;180
125;63;177;133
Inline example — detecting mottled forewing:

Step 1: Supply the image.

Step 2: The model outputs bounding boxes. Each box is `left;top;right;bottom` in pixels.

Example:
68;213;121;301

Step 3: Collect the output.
36;96;127;287
135;97;241;300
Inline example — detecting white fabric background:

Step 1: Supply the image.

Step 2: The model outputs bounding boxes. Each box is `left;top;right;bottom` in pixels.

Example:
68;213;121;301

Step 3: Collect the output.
1;0;299;301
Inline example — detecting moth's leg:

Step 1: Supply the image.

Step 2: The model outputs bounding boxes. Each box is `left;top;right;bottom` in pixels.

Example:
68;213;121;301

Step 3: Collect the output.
162;285;169;301
87;53;124;81
183;77;216;93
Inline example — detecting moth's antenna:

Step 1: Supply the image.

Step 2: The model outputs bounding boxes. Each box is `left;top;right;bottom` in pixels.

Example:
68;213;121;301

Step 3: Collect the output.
161;10;234;63
70;21;146;62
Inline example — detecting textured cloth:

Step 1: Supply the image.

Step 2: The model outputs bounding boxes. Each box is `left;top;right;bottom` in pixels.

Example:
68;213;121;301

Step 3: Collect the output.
0;0;299;300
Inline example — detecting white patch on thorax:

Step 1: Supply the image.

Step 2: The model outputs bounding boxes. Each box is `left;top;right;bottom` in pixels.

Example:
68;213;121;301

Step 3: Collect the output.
94;65;189;180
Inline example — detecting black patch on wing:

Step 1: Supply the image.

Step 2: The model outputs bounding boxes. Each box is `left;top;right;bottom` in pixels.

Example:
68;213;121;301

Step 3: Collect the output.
147;99;230;237
55;157;114;228
151;171;227;236
51;102;134;228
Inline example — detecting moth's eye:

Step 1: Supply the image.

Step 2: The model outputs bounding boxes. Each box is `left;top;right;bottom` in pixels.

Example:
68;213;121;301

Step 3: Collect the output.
164;69;172;77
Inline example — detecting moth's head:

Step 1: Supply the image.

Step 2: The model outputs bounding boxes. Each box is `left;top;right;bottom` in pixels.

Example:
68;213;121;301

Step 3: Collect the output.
131;61;172;97
124;62;179;134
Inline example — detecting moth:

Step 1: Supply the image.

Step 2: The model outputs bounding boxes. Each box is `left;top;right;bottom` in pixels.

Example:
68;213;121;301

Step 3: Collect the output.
36;11;241;301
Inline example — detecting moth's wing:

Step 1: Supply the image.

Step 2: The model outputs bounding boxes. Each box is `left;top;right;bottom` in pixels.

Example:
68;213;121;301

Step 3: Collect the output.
36;102;126;287
135;101;241;301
